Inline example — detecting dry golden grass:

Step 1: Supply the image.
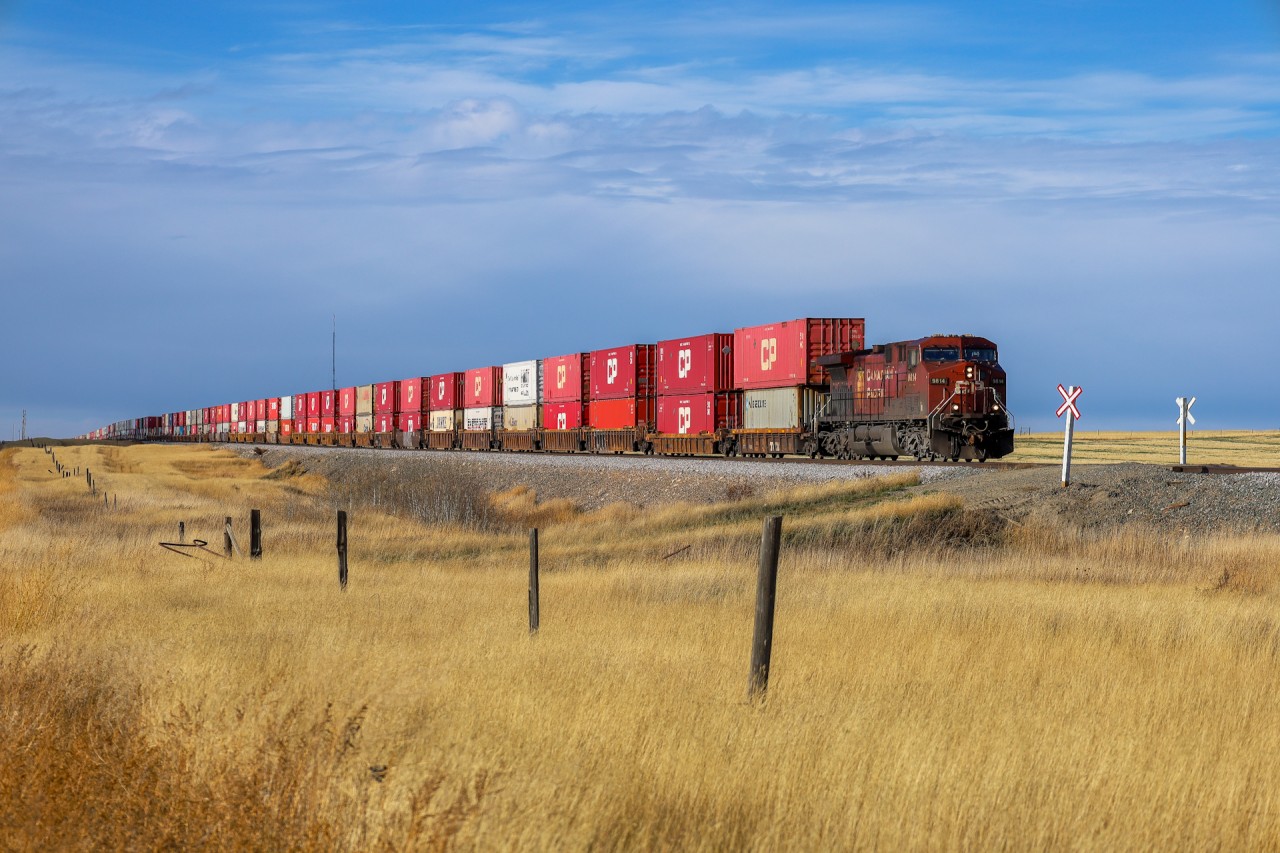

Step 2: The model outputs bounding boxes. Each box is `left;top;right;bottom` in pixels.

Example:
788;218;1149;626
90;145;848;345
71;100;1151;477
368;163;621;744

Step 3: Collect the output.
4;443;1280;850
1007;429;1280;466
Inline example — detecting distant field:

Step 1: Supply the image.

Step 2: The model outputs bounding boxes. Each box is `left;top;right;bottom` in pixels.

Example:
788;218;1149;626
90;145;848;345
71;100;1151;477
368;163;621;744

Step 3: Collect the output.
1006;429;1280;466
4;443;1280;849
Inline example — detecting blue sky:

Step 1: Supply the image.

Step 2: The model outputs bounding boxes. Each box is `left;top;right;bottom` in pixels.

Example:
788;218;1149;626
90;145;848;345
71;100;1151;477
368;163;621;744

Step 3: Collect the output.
2;1;1278;437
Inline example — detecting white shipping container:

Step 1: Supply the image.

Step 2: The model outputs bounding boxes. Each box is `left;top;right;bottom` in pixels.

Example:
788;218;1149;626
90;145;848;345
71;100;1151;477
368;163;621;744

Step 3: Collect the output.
237;421;248;433
742;387;823;430
503;360;544;406
464;407;504;431
280;396;294;420
267;420;279;434
356;413;374;433
503;404;540;431
231;403;240;421
429;410;462;432
255;419;266;433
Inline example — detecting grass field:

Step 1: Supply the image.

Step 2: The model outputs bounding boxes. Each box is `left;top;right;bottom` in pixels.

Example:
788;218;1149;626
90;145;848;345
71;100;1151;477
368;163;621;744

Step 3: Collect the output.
4;442;1280;850
1006;429;1280;466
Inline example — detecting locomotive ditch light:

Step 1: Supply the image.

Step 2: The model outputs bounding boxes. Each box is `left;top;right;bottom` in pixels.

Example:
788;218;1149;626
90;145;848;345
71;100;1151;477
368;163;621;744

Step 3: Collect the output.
952;403;961;411
965;366;974;377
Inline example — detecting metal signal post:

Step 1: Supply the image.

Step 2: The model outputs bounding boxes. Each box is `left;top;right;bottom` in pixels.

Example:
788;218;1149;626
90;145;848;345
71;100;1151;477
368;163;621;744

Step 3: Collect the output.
1176;396;1196;465
1056;384;1082;488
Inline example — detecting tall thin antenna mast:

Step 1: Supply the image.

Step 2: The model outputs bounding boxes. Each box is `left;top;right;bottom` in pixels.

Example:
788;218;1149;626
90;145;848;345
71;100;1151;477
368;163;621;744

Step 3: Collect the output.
21;409;26;440
331;314;337;392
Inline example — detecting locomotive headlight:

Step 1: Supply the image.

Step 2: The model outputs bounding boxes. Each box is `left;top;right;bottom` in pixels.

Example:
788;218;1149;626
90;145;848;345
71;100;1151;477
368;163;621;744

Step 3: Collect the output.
952;404;961;411
965;366;974;378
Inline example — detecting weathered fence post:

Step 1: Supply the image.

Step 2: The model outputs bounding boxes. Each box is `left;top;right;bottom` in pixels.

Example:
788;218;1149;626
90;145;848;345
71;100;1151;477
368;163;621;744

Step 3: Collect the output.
748;515;783;701
337;511;348;590
223;516;235;558
529;528;540;634
178;521;185;543
249;509;262;560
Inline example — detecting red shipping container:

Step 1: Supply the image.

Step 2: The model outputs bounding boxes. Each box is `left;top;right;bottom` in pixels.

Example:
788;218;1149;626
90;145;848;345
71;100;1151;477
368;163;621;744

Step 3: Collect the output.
543;401;588;430
306;392;321;417
734;318;866;390
543;353;590;403
428;373;463;411
321;417;335;433
374;381;399;414
321;390;335;416
375;412;395;433
397;377;425;413
657;393;742;435
588;396;654;430
657;333;734;394
280;421;294;437
257;399;268;420
307;418;320;433
397;412;421;432
338;386;357;417
463;367;503;408
589;345;655;400
294;415;306;434
337;416;354;433
267;398;280;419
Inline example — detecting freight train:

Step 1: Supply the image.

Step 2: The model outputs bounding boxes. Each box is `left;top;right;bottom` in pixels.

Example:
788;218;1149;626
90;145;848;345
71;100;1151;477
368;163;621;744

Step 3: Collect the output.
82;318;1014;462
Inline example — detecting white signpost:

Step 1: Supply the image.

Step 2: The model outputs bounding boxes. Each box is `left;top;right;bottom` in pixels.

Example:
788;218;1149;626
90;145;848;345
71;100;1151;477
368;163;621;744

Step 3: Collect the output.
1056;384;1082;487
1176;396;1196;465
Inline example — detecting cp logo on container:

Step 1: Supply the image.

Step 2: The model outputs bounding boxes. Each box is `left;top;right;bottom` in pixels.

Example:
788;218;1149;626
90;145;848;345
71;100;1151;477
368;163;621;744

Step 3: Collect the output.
678;406;692;434
557;364;567;389
606;357;619;385
557;412;567;429
677;348;692;379
474;376;483;397
760;337;778;371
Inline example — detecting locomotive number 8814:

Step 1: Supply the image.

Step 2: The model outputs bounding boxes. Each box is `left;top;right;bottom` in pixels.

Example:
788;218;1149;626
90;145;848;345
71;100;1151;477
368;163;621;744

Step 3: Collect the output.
813;334;1014;462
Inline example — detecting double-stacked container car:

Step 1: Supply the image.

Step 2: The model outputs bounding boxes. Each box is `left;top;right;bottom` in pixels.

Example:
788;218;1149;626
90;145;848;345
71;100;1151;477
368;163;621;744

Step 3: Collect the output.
541;353;590;452
734;318;865;457
654;333;738;455
588;344;656;452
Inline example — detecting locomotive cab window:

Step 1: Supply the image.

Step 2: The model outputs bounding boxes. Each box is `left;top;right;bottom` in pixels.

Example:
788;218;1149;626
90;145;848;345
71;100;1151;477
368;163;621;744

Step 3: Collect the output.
964;347;997;363
908;348;919;368
923;346;959;362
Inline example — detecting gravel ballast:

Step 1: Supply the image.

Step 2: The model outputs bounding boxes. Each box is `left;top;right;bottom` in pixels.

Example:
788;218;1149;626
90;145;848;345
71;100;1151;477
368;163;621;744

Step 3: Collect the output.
233;446;1280;534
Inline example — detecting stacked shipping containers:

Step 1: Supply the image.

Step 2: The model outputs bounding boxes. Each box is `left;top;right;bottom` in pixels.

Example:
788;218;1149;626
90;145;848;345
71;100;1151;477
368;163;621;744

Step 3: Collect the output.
463;367;503;432
502;360;542;431
588;345;655;431
542;353;589;430
374;381;398;435
732;318;866;454
428;373;463;433
655;333;738;436
397;377;425;443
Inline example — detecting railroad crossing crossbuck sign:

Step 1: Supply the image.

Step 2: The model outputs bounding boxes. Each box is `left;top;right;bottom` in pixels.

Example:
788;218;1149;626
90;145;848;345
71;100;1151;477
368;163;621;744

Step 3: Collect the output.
1176;397;1196;426
1056;384;1082;419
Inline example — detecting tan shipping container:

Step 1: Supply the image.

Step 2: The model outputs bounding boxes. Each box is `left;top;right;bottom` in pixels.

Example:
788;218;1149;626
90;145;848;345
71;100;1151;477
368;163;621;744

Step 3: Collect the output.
430;410;462;432
356;385;375;416
355;413;374;433
503;404;540;431
742;387;822;430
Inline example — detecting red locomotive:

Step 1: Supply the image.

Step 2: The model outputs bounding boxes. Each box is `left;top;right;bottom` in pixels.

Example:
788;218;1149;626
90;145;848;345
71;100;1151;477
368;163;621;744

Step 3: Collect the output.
813;334;1013;461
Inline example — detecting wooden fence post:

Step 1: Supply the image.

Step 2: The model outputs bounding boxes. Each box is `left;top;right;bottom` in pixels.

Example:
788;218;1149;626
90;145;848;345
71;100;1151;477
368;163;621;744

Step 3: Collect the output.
337;511;348;590
529;528;540;634
223;516;236;558
748;515;783;701
250;509;262;560
178;521;185;543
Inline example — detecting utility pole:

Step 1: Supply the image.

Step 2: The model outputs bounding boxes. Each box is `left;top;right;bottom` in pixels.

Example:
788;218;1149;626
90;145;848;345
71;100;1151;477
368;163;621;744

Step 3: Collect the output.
21;410;26;441
332;314;337;393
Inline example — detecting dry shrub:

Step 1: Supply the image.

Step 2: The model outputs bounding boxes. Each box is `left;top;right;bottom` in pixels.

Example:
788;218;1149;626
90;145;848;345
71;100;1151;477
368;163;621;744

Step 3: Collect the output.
325;462;497;529
490;485;579;528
